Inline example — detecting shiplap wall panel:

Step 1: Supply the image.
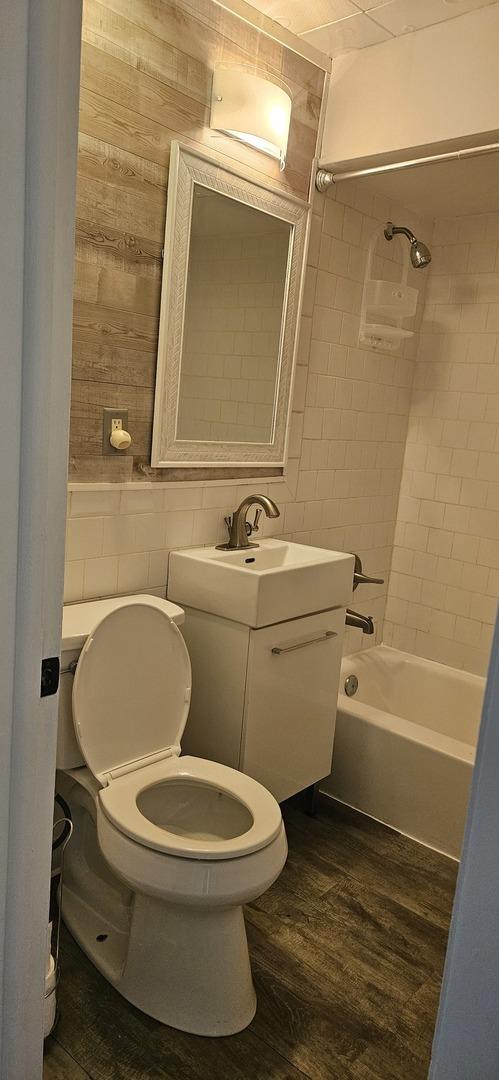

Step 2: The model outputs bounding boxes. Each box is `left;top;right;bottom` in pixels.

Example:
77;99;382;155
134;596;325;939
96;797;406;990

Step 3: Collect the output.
70;0;324;480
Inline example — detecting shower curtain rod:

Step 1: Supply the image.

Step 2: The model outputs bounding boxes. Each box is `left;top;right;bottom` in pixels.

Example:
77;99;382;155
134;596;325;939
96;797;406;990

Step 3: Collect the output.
315;141;499;191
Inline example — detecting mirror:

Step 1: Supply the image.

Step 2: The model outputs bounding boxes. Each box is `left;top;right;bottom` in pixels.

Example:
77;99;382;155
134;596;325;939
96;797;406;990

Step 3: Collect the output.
177;188;292;445
151;143;308;469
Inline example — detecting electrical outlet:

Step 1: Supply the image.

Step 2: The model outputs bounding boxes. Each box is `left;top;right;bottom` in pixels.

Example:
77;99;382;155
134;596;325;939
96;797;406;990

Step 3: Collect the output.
103;408;129;454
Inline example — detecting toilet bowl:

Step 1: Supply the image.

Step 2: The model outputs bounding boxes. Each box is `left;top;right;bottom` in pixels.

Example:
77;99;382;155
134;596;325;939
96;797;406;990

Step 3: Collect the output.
56;596;287;1036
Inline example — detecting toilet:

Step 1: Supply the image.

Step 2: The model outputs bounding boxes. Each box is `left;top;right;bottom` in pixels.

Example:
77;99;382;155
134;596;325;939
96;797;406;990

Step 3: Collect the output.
56;594;287;1037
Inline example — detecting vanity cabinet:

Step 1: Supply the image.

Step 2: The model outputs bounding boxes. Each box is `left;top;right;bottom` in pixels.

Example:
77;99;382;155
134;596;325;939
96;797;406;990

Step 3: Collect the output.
179;605;346;802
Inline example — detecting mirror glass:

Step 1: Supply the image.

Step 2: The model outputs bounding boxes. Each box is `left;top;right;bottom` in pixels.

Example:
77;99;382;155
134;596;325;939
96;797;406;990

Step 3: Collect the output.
176;186;292;444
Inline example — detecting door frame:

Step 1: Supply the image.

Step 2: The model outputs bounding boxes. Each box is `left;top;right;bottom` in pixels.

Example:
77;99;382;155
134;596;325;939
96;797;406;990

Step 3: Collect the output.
430;610;499;1078
0;2;82;1076
2;3;499;1077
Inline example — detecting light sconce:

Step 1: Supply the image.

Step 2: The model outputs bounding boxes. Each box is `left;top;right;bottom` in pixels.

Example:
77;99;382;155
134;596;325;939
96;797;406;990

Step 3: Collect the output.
210;66;292;170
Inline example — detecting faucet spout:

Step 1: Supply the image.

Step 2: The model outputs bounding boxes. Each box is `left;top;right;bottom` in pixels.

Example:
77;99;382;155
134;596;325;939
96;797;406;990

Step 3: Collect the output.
217;494;280;551
346;608;375;635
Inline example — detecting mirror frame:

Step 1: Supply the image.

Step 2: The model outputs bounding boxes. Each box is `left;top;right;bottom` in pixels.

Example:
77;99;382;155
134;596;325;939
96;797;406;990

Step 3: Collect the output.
151;142;309;469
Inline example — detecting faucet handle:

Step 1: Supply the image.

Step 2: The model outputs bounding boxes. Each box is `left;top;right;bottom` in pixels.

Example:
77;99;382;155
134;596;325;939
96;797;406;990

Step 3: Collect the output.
244;509;262;538
224;515;232;536
251;508;263;533
352;553;384;590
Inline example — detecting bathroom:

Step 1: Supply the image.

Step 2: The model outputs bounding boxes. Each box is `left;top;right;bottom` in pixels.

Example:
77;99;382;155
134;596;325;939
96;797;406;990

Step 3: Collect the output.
2;0;499;1077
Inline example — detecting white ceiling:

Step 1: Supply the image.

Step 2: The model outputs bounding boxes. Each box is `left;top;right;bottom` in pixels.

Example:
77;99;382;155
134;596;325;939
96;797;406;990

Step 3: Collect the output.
249;0;499;56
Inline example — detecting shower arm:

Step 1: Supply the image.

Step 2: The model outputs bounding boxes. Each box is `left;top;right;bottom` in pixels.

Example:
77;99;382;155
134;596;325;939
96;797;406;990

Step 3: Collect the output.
384;223;416;245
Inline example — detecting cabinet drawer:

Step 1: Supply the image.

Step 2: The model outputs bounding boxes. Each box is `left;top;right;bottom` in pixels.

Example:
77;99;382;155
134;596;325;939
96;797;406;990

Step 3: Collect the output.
241;608;345;801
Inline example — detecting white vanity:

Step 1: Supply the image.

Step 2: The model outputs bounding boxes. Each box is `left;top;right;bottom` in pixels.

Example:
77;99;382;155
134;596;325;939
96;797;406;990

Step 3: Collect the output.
168;540;354;802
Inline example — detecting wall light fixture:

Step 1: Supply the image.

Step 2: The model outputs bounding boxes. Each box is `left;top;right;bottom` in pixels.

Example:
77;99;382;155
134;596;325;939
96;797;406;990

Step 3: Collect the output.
210;66;292;170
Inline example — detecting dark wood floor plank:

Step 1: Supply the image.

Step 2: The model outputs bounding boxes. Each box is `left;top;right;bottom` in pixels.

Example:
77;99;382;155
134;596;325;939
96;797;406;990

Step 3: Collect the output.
320;869;449;980
56;927;310;1080
246;883;432;1078
282;797;458;929
347;981;443;1080
250;957;383;1080
44;1039;92;1079
51;797;456;1080
349;1031;430;1080
248;888;423;1026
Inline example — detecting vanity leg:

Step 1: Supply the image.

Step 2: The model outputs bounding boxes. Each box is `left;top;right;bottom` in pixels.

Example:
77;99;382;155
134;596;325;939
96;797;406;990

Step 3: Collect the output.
303;782;319;816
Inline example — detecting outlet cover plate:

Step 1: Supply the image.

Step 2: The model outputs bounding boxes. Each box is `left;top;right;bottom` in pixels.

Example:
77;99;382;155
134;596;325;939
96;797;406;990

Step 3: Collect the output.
103;407;129;454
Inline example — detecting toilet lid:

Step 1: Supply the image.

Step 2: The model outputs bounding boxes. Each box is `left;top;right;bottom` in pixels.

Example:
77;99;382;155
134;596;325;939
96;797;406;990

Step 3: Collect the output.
72;602;191;785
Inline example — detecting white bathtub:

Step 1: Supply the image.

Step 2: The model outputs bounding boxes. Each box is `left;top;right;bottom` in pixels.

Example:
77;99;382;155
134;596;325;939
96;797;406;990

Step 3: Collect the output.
323;645;484;859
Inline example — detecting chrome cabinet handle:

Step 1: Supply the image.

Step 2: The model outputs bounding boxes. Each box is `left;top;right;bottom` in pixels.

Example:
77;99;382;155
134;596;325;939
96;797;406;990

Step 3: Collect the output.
271;630;337;655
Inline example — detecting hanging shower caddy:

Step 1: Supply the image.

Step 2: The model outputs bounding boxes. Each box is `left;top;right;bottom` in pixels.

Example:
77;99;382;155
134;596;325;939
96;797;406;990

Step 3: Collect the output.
359;224;419;350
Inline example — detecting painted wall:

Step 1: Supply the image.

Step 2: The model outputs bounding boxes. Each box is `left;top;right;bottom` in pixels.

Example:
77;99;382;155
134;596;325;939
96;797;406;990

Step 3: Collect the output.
70;0;325;482
385;210;499;676
321;4;499;169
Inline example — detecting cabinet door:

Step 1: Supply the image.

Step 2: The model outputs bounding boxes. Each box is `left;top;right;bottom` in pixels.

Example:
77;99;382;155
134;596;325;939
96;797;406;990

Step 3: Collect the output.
180;607;250;768
241;608;345;801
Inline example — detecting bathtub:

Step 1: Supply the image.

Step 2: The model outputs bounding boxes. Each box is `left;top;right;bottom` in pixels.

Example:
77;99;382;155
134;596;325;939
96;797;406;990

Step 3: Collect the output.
323;645;484;859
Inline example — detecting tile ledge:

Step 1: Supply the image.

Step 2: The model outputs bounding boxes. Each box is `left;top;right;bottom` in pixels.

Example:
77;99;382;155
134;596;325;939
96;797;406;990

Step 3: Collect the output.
68;473;293;493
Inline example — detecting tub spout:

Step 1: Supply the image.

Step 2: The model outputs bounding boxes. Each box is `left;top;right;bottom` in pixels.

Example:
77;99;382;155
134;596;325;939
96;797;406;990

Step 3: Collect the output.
346;609;374;635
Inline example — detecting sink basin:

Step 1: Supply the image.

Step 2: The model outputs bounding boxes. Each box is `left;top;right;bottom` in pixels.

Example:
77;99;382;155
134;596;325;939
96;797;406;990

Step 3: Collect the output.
168;540;355;628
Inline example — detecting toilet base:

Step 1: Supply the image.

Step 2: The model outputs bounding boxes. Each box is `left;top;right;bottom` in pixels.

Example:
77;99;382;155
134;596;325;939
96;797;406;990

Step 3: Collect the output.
62;886;257;1036
122;894;257;1036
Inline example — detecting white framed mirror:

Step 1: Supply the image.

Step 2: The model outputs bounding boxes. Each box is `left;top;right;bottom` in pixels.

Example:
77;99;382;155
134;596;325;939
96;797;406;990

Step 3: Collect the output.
151;142;309;469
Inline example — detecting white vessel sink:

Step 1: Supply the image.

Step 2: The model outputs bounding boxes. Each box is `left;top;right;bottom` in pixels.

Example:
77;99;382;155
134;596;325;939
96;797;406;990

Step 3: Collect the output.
168;540;354;628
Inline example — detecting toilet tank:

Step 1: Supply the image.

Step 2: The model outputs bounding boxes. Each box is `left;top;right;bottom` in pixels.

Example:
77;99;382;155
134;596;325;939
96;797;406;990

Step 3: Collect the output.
57;594;185;771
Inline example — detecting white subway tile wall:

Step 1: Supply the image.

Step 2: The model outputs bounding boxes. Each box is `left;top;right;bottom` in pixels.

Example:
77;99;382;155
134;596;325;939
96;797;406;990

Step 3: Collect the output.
64;182;438;660
385;212;499;676
64;481;286;603
291;185;430;653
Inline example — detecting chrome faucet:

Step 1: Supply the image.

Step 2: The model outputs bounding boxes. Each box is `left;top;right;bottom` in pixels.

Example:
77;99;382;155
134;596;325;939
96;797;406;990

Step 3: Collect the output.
217;494;280;551
345;609;374;635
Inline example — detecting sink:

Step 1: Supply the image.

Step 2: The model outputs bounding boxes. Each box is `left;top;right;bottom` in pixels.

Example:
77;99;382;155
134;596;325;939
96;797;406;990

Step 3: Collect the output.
168;540;355;628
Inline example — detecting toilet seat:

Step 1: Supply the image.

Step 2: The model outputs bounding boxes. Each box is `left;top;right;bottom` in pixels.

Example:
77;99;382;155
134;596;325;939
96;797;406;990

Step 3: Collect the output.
99;755;282;860
72;601;282;861
72;601;191;786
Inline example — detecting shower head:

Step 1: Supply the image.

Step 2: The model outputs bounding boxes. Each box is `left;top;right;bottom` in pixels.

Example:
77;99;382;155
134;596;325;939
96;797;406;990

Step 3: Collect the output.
384;222;432;269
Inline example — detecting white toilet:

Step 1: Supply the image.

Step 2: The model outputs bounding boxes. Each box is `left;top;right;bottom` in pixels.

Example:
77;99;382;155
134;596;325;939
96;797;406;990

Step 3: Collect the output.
56;594;287;1036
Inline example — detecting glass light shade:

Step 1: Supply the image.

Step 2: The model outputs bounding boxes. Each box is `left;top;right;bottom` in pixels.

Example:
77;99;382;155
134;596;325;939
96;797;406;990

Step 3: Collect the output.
211;67;292;170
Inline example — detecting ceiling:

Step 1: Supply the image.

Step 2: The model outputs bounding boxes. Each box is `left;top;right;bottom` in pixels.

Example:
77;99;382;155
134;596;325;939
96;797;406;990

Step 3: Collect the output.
248;0;499;57
246;0;499;218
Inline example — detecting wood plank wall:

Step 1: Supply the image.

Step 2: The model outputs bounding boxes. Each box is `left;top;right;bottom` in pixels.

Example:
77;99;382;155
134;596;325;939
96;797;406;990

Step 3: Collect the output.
70;0;326;482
